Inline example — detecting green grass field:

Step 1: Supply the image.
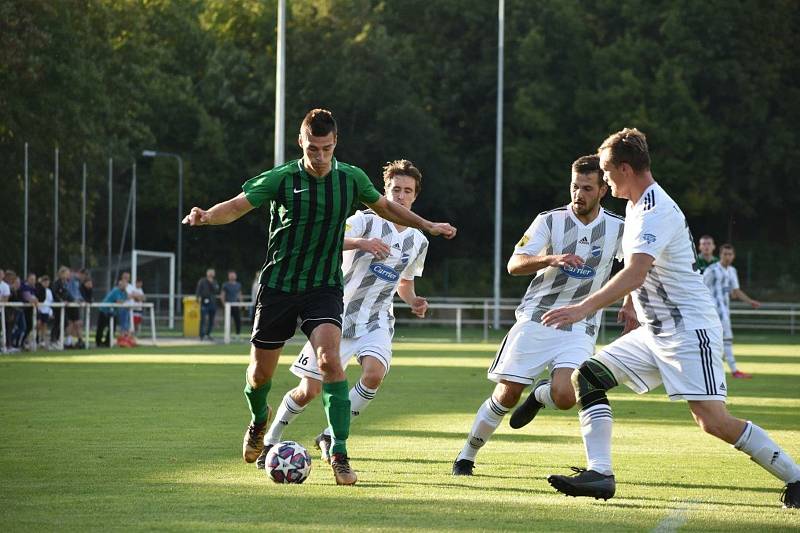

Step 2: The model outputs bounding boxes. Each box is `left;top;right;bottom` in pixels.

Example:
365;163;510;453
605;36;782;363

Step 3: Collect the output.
1;332;799;531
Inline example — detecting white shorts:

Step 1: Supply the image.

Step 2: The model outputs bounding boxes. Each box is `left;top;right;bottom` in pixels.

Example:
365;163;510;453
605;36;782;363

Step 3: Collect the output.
595;326;726;401
487;320;595;385
290;328;392;381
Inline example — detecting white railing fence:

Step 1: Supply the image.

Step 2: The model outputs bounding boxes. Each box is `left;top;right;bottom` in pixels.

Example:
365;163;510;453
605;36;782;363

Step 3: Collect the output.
1;302;157;352
222;300;800;344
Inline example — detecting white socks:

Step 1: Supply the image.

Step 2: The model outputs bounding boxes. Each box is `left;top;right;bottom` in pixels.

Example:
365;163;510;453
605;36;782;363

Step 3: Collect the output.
322;379;379;437
735;421;800;483
457;396;509;462
265;392;305;445
533;382;558;410
723;339;738;373
579;404;614;476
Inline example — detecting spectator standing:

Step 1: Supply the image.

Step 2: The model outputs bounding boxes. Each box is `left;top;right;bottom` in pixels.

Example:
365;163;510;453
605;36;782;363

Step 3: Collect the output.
96;278;128;347
130;278;146;335
196;268;219;341
221;270;243;335
51;267;72;345
66;267;87;348
9;274;25;351
35;275;54;349
19;273;39;350
696;235;719;274
0;269;10;302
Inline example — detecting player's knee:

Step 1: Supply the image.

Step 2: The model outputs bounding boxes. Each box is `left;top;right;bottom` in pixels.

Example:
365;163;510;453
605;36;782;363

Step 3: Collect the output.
291;382;321;406
495;381;523;408
247;362;271;388
550;382;577;410
360;370;384;390
572;359;617;410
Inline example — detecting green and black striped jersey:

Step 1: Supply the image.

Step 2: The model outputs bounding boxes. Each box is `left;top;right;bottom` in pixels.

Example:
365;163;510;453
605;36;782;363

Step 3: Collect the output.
243;158;382;293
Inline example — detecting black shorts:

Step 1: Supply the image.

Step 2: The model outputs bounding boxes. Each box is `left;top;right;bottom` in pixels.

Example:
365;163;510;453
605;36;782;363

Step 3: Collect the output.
250;286;343;349
66;306;80;322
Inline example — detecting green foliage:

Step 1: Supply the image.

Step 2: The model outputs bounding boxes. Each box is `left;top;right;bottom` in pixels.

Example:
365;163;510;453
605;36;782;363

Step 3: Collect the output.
1;0;798;295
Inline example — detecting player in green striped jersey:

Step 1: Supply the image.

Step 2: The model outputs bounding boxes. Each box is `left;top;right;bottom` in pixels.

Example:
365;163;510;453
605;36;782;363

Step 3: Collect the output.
183;109;456;485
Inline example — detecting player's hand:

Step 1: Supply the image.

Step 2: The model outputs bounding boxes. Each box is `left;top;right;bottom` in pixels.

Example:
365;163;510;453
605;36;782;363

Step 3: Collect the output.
358;238;391;260
548;254;584;268
541;303;588;329
428;223;457;239
617;305;640;335
750;300;762;309
182;207;211;226
410;297;428;318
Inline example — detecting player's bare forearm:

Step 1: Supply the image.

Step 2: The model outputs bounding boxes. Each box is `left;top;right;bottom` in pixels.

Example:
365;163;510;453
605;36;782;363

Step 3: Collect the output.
397;279;418;304
183;193;255;226
367;196;456;238
732;288;760;307
579;258;650;314
508;253;584;276
369;197;431;231
343;238;360;251
541;253;652;328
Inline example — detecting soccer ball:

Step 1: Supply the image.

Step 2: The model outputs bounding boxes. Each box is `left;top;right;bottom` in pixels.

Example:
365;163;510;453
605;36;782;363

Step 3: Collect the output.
264;441;312;484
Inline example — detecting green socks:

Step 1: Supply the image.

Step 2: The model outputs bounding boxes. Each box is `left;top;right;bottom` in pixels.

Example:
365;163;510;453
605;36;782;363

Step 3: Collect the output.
244;377;272;425
323;380;351;455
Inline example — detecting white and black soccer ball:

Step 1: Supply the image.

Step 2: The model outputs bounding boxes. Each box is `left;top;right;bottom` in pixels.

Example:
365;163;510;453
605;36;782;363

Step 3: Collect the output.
264;441;312;484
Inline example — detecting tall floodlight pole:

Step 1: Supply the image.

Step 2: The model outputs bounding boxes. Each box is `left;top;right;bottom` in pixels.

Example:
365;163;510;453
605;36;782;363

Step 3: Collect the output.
54;147;59;273
142;150;183;327
493;0;505;330
107;158;113;292
132;161;137;255
81;163;87;269
274;0;286;166
23;142;29;276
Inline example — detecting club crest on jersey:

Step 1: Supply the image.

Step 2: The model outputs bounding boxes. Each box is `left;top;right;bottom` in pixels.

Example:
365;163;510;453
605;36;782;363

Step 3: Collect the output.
369;263;400;282
643;233;657;244
560;264;596;279
401;254;410;265
591;245;602;257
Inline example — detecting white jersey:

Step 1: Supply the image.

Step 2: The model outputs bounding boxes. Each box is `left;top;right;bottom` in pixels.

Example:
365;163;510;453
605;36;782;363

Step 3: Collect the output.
515;205;624;336
703;262;739;320
623;183;720;336
340;210;428;339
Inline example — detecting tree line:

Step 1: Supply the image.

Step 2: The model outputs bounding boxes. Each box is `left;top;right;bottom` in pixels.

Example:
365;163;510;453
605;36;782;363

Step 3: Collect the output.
2;0;798;297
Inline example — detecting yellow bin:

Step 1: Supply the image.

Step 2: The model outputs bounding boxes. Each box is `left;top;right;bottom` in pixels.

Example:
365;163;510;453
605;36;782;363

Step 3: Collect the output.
183;297;200;337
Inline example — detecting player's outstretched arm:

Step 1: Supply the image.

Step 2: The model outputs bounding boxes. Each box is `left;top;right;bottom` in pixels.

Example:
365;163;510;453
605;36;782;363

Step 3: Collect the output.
182;193;255;226
732;288;761;308
397;279;428;318
366;196;456;239
541;253;653;329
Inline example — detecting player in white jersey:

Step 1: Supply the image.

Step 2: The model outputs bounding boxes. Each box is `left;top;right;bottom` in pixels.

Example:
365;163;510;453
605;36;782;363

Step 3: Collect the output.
703;243;761;378
543;128;800;507
452;155;625;476
258;159;429;467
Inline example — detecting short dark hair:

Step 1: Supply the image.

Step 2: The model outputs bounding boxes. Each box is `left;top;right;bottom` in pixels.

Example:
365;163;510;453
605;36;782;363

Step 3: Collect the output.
300;108;337;137
720;243;735;253
382;159;422;195
698;235;714;242
598;127;650;172
571;155;604;186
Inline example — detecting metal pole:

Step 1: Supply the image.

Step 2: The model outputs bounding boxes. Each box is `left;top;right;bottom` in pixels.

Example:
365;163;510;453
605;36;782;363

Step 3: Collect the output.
177;155;183;326
132;161;136;256
493;0;505;330
107;157;113;292
274;0;286;166
81;162;87;269
54;147;59;273
24;142;29;276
